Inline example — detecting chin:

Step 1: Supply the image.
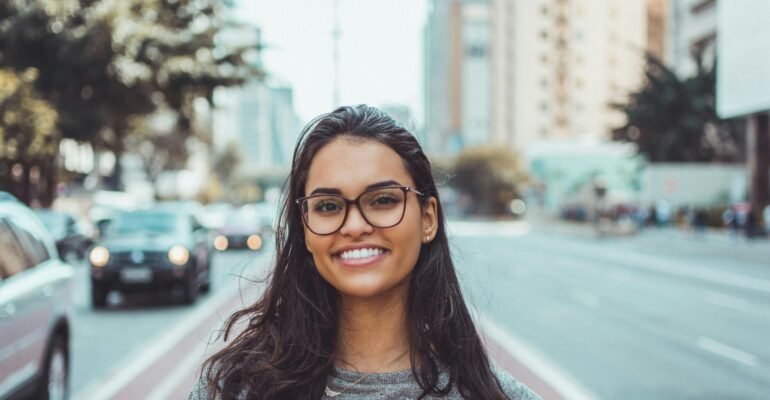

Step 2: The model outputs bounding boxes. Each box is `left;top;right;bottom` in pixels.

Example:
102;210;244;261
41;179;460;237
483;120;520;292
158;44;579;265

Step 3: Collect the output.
335;277;410;300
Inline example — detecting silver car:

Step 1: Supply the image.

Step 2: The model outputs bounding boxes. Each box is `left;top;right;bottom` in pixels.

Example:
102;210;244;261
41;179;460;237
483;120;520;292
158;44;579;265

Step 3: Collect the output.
0;195;74;400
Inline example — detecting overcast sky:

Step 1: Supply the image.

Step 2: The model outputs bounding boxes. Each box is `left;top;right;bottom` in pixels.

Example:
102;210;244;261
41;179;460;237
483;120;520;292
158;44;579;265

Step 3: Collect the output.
234;0;429;126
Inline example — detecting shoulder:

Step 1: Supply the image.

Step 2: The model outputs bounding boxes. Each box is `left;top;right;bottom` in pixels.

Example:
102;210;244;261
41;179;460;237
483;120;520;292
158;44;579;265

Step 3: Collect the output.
187;373;210;400
492;367;542;400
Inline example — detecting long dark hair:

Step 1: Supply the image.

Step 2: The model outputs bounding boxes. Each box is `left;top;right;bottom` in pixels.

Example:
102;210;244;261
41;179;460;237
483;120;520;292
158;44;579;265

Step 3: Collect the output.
202;105;507;399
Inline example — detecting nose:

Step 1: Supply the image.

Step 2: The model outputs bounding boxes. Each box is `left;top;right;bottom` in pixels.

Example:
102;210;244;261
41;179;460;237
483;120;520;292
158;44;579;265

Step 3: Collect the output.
338;204;374;237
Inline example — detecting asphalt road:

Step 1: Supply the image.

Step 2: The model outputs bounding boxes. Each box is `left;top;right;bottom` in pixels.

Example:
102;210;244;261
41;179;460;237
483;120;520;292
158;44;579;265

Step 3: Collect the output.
65;222;770;399
450;220;770;400
69;244;272;397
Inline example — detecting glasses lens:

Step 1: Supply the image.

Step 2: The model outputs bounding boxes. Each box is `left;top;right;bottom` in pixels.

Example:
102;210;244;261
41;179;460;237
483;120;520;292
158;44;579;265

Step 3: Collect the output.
303;196;346;234
360;187;406;228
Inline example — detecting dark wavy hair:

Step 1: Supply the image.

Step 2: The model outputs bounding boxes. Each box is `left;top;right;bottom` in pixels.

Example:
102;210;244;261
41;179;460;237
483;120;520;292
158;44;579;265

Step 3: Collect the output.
202;105;508;399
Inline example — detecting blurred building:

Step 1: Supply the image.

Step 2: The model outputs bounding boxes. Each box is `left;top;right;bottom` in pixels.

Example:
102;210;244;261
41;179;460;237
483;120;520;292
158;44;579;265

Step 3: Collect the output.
213;77;302;174
667;0;717;77
646;0;668;61
424;0;491;154
425;0;648;155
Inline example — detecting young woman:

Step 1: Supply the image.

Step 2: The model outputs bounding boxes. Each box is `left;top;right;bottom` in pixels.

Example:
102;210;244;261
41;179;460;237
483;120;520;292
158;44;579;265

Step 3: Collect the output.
189;105;540;400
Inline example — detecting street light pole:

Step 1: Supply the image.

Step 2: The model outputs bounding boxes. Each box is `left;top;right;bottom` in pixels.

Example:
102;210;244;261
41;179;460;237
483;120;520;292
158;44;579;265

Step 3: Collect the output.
748;112;769;234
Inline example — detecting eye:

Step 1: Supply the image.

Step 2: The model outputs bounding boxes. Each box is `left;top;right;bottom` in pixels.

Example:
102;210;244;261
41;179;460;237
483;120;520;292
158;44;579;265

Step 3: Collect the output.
369;194;401;208
314;199;344;214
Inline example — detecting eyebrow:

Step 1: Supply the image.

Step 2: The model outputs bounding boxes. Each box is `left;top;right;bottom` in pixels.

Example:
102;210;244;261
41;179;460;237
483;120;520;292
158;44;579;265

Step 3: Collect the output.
309;180;403;196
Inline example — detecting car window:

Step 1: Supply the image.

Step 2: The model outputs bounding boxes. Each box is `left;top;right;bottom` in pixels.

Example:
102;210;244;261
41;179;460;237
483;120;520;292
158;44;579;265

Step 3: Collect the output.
6;218;50;267
0;219;32;280
107;212;180;235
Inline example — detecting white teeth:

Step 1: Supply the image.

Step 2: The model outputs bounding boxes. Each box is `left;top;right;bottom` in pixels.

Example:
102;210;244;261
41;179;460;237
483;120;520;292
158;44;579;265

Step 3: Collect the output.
339;248;384;260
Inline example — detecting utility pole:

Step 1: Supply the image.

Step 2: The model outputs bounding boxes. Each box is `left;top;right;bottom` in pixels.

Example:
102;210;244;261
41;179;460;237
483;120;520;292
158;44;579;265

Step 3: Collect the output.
332;0;341;107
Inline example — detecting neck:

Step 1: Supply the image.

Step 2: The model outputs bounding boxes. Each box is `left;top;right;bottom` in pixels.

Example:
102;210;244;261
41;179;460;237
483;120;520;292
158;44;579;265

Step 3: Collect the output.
335;288;412;373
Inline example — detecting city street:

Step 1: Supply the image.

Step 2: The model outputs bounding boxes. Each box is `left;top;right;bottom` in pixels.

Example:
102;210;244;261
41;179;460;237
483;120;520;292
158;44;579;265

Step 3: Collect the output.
69;244;274;399
451;220;770;400
65;221;770;400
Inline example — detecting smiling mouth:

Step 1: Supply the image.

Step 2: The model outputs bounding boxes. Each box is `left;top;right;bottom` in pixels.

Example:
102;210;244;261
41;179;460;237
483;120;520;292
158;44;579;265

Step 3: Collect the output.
335;247;389;266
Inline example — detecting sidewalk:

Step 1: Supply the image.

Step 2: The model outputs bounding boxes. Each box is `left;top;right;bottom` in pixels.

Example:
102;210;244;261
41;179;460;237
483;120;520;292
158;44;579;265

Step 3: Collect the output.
526;210;769;246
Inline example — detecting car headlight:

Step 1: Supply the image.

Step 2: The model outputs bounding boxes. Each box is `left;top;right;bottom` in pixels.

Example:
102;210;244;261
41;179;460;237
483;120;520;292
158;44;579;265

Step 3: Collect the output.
214;235;228;251
89;246;110;267
168;245;190;266
247;234;262;250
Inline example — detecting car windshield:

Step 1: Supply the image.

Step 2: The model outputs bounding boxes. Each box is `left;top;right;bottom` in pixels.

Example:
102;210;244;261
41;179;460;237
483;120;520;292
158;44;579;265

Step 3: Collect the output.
107;212;181;236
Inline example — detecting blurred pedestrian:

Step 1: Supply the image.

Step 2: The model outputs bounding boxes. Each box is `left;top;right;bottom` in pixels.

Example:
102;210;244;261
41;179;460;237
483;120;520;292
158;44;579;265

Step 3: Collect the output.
764;204;770;236
188;105;540;400
692;208;708;236
723;207;738;240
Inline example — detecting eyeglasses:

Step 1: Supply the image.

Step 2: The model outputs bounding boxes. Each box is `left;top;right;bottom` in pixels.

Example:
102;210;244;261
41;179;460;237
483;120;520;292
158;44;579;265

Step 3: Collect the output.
296;186;425;235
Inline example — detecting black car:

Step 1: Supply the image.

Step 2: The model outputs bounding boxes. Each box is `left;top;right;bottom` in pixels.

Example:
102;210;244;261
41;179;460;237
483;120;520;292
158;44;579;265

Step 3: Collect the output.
0;193;73;400
89;208;211;307
34;210;94;261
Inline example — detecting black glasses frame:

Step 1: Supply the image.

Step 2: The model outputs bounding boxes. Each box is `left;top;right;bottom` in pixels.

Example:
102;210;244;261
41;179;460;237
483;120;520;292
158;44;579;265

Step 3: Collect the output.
295;185;425;235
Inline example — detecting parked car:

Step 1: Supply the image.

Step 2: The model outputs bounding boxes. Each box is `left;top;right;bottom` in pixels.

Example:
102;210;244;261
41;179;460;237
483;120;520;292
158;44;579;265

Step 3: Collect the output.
89;207;211;307
34;209;94;261
0;192;74;400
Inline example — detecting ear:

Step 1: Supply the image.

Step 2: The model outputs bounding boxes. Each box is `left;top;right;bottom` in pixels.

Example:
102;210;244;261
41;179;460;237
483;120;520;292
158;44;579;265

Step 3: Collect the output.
421;196;438;243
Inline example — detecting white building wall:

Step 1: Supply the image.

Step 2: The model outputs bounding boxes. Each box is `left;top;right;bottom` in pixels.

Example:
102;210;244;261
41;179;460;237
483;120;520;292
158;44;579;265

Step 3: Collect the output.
667;0;717;78
460;3;490;147
490;0;646;152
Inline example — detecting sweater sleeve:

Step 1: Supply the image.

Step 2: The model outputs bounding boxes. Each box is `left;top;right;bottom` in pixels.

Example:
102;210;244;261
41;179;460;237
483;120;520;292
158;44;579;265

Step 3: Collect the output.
187;373;211;400
493;368;543;400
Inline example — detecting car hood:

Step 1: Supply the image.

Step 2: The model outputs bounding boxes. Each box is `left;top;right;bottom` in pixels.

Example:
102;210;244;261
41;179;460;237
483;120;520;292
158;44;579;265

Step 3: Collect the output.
99;234;189;252
218;225;260;235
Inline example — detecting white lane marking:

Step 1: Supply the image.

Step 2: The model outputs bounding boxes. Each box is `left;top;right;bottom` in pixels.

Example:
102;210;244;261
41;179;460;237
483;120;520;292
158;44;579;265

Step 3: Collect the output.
569;289;600;308
73;283;241;400
145;341;206;400
696;337;759;367
477;314;599;400
703;291;750;313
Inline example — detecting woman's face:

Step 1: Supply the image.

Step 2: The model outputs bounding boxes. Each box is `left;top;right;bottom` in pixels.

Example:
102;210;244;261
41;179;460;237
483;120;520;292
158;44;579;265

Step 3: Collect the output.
302;137;437;300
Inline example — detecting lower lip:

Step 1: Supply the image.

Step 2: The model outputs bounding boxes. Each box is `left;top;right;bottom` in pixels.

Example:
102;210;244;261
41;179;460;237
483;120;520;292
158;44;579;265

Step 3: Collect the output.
336;251;388;267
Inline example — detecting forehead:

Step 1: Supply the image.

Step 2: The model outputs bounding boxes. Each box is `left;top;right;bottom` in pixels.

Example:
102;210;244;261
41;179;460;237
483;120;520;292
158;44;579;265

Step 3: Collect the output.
304;137;415;196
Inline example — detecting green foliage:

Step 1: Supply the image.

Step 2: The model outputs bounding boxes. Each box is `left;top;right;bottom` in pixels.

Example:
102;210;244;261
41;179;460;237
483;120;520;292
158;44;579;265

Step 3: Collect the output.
613;54;744;163
0;67;59;204
451;146;529;216
0;0;260;197
0;68;57;160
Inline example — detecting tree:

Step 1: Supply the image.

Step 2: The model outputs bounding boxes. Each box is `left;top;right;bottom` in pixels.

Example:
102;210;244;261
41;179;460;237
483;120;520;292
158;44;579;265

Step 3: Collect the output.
0;68;58;205
613;54;744;163
0;0;260;201
451;146;529;216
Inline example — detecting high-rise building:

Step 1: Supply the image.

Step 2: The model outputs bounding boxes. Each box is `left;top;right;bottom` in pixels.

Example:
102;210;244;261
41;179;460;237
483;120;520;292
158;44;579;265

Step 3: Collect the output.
212;77;302;174
425;0;648;154
425;0;491;155
667;0;716;78
646;0;668;62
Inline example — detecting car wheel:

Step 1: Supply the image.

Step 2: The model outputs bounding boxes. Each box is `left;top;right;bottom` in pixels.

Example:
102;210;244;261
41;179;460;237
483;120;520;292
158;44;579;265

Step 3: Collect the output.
92;284;108;308
38;335;69;400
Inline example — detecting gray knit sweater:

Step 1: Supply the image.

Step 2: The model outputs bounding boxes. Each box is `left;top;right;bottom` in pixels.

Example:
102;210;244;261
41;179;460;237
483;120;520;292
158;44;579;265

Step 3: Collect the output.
187;366;541;400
